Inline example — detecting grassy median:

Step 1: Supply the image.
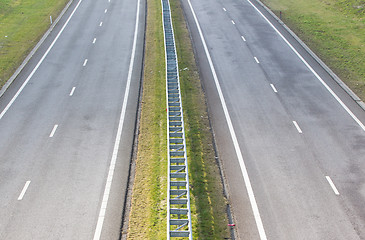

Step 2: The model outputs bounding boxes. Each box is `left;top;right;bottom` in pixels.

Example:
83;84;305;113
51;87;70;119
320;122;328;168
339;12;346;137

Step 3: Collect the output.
126;0;167;237
127;0;230;238
0;0;69;88
261;0;365;100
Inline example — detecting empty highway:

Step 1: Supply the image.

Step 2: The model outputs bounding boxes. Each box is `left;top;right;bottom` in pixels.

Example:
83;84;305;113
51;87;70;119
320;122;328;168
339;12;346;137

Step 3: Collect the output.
0;0;144;239
181;0;365;239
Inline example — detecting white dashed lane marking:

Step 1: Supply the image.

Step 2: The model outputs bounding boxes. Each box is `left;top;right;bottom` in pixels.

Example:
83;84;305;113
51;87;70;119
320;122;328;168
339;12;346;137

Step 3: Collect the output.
49;124;59;138
292;121;302;133
270;84;278;93
326;176;340;195
69;87;76;96
18;181;31;201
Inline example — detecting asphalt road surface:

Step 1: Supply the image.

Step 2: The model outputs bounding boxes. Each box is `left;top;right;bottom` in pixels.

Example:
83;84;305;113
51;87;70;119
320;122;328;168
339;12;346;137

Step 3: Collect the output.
0;0;145;239
181;0;365;239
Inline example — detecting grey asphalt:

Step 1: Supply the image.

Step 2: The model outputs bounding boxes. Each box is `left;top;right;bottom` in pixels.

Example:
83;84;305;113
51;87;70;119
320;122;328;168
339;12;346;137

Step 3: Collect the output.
0;0;145;239
181;0;365;239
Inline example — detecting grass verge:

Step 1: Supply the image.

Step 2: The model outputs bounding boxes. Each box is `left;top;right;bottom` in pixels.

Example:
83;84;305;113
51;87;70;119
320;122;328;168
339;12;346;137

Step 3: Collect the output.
261;0;365;100
127;0;230;238
0;0;69;88
127;0;167;238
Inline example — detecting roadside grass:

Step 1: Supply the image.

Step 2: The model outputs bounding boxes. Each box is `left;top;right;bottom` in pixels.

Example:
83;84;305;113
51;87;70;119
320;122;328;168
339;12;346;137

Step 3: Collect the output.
261;0;365;100
0;0;69;88
127;0;167;238
127;0;230;238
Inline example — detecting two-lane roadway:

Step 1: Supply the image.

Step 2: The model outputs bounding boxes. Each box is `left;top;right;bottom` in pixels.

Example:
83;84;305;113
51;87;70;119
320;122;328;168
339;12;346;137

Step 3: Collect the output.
181;0;365;239
0;0;144;239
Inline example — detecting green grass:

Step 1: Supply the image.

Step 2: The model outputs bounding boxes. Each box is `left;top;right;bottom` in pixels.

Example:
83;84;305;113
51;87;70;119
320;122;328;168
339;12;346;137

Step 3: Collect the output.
127;0;167;238
0;0;69;87
261;0;365;100
127;0;230;238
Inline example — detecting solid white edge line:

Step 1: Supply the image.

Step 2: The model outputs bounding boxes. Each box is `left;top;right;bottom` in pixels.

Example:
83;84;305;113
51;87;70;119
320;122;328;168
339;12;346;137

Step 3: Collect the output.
92;0;140;238
0;0;84;121
69;87;76;96
270;84;278;93
186;0;268;239
254;57;260;63
83;59;88;66
241;35;246;41
246;0;365;132
49;124;59;137
18;181;31;200
326;176;340;195
292;121;302;133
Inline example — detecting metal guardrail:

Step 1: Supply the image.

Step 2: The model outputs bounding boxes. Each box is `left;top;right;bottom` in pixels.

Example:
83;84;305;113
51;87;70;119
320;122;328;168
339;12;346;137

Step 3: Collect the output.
162;0;193;239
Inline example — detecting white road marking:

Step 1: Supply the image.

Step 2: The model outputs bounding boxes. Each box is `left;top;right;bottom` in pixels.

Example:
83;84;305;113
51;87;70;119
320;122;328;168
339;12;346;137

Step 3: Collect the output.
292;121;302;133
246;0;365;132
254;57;260;63
99;22;103;27
241;35;246;41
0;0;84;121
49;124;58;137
223;8;227;11
270;84;278;93
326;176;340;195
187;0;268;239
92;0;140;237
105;9;108;13
69;87;76;96
231;20;235;25
93;38;96;44
83;59;88;66
18;181;31;200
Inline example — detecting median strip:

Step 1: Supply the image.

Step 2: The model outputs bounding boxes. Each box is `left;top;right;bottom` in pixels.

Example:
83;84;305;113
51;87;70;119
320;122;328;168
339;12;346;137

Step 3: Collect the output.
127;0;230;238
162;0;193;237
